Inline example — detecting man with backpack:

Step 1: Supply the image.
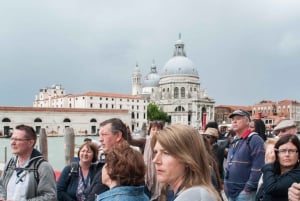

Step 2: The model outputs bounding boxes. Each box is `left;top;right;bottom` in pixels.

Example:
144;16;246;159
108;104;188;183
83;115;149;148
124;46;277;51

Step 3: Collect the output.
224;110;265;201
0;124;57;201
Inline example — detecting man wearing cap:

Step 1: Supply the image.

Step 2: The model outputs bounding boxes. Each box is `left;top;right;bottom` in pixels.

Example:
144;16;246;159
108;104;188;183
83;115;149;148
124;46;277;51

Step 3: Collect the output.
273;119;298;137
224;110;265;201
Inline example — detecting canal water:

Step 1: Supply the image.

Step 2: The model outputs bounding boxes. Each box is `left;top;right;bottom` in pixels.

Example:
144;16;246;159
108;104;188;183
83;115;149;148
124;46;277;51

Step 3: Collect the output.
0;136;99;171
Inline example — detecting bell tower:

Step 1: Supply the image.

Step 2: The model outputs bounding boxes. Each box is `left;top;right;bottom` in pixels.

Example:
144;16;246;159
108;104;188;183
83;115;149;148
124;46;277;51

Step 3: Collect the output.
132;63;142;95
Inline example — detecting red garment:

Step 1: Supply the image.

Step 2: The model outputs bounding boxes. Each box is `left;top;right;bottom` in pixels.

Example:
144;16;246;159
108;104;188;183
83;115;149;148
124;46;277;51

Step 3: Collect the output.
241;129;252;139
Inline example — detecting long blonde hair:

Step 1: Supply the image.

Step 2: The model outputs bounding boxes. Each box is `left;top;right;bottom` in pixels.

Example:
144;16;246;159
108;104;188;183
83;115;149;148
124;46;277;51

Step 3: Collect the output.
151;124;221;201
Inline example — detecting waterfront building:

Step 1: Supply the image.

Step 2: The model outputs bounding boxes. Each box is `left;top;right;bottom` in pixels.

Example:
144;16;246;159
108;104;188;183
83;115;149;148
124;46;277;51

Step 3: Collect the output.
252;99;300;129
215;100;300;131
33;85;148;133
0;106;129;137
133;35;215;129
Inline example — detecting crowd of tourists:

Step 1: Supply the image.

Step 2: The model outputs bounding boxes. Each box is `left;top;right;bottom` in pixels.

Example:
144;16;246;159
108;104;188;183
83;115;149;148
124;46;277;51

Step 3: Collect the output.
1;112;300;201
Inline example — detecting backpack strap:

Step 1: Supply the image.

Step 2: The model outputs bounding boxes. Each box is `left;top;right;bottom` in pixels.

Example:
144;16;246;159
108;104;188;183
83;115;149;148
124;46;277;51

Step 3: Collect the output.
67;162;79;183
5;157;16;172
245;132;259;156
246;132;258;145
69;162;78;176
29;158;45;184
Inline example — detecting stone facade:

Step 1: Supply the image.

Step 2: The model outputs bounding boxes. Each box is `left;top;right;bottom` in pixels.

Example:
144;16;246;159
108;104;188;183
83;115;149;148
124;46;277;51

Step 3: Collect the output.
33;88;148;133
133;35;215;129
0;107;130;136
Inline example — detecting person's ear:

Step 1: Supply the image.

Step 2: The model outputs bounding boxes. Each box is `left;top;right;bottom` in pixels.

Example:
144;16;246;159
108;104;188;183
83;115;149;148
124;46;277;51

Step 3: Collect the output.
115;131;123;142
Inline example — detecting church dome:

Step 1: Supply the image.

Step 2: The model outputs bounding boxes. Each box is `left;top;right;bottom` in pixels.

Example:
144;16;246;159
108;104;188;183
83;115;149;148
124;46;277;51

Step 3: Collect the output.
161;35;198;77
162;56;198;76
143;62;160;87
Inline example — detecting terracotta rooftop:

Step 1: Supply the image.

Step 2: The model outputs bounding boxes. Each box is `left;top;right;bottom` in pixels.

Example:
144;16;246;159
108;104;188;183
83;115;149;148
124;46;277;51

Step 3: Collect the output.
43;91;146;100
215;105;252;111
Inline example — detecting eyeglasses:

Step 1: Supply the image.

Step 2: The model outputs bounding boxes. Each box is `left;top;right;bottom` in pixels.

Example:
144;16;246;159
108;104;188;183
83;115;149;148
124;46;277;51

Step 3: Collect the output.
276;149;298;155
10;138;31;142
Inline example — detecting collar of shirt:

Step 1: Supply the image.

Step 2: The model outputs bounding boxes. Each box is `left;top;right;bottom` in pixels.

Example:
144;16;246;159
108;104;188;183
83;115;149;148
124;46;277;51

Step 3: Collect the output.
241;129;252;139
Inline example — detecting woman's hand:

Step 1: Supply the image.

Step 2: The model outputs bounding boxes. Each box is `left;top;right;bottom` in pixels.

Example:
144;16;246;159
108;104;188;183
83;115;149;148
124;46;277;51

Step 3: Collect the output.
265;144;275;163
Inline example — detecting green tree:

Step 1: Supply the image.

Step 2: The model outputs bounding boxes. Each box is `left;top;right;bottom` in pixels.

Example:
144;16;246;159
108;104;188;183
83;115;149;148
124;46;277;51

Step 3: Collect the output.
147;103;170;123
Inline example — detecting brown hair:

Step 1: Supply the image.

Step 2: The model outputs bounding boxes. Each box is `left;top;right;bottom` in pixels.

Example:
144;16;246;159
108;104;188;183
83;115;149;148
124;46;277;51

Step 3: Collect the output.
274;134;300;174
15;124;37;146
100;118;128;140
105;141;145;186
148;121;164;135
151;124;221;201
77;141;99;163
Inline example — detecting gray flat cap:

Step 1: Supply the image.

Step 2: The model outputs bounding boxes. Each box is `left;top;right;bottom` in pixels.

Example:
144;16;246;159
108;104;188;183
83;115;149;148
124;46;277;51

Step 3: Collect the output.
273;119;296;131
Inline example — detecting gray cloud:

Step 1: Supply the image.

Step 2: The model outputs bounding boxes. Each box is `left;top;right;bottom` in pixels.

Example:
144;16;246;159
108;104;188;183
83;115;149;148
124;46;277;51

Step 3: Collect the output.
0;0;300;106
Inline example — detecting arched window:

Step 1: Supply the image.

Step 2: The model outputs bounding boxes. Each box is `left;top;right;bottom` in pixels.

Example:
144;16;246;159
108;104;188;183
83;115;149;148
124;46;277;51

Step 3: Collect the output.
63;118;71;123
34;118;42;122
174;87;179;98
90;118;97;123
181;87;185;98
2;118;11;122
175;106;185;112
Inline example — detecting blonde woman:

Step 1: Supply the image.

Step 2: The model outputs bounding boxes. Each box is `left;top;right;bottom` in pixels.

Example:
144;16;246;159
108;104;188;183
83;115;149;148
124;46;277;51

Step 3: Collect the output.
151;124;222;201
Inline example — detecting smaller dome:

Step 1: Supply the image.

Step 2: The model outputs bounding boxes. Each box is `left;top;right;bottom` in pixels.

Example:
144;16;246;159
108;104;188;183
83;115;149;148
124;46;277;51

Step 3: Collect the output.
143;74;160;87
143;64;160;87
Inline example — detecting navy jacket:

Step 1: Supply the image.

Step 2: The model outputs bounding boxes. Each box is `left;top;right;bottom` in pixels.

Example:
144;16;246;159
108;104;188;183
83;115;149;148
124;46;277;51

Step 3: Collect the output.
57;162;104;201
256;163;300;201
224;133;265;198
84;162;109;201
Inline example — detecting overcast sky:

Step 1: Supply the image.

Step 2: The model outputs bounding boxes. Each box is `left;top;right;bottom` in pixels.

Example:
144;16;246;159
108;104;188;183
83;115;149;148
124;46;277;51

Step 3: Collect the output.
0;0;299;107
